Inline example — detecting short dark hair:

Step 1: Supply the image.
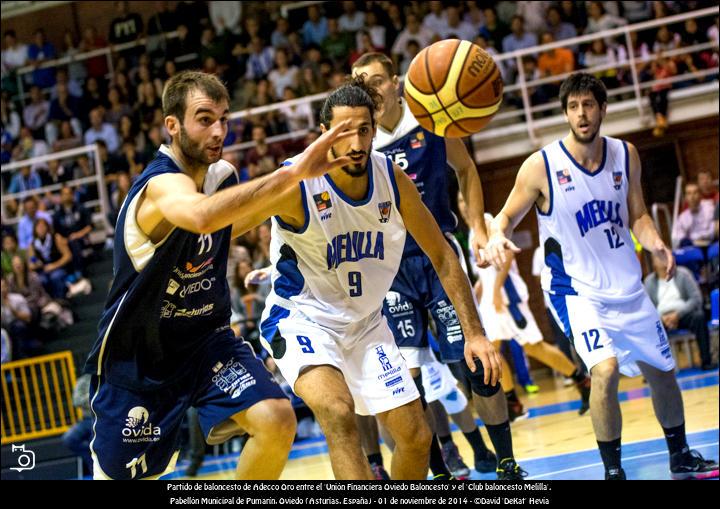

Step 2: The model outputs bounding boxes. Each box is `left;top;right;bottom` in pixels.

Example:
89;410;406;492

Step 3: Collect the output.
161;70;229;123
559;72;607;111
319;74;382;128
352;52;396;79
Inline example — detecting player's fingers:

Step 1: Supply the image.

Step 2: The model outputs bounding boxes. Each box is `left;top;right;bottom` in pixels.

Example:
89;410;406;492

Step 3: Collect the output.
507;240;522;253
465;351;477;373
326;156;354;172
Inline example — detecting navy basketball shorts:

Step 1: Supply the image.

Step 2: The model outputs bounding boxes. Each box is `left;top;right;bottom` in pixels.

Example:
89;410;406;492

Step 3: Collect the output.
89;330;287;480
382;247;466;364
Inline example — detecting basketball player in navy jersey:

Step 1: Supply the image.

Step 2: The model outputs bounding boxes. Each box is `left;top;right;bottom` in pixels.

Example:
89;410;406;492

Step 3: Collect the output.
487;72;718;480
253;76;502;480
352;53;525;480
84;71;360;480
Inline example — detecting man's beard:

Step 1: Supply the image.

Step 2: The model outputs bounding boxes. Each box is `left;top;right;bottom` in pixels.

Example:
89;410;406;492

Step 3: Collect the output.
178;125;221;165
570;119;601;144
332;147;368;178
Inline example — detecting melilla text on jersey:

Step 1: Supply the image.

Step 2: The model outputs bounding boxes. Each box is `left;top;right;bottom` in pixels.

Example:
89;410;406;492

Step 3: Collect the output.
575;199;624;238
327;231;385;270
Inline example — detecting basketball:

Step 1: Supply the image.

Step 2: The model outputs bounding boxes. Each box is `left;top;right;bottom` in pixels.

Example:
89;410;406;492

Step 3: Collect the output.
404;39;504;138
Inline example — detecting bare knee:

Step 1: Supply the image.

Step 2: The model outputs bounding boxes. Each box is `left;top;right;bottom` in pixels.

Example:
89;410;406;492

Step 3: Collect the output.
311;397;357;437
242;399;297;443
590;360;619;394
387;404;432;453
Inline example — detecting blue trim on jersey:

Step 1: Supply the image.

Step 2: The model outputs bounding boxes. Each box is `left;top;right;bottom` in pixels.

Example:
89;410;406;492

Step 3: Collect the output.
622;141;629;181
545;247;578;296
386;156;400;209
549;293;572;339
324;161;375;207
260;304;291;342
559;137;607;177
536;149;553;216
275;181;310;234
274;255;305;300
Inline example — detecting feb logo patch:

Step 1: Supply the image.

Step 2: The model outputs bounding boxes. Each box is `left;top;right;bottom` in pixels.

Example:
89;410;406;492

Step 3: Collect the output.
314;191;332;211
378;201;392;223
557;169;572;185
613;171;623;190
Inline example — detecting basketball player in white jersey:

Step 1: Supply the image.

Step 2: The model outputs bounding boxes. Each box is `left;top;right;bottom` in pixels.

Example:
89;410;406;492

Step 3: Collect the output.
256;76;502;480
486;72;718;480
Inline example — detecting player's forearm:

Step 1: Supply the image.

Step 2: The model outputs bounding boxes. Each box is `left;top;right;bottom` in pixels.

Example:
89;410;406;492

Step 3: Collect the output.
632;213;667;252
434;252;485;339
457;167;487;243
490;212;513;239
197;166;301;233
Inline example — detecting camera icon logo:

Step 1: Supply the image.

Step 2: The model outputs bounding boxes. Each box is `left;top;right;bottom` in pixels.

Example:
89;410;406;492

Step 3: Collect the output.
10;444;36;472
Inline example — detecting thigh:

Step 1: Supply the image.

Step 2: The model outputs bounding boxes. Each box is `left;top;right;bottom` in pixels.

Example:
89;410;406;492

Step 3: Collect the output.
193;331;287;441
89;375;188;480
343;318;420;416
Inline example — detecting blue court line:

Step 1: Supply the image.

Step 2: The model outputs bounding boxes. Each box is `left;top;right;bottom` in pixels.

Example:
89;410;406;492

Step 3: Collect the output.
163;371;719;479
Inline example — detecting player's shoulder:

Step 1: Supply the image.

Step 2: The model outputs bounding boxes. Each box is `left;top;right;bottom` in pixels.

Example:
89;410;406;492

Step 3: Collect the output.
521;150;547;174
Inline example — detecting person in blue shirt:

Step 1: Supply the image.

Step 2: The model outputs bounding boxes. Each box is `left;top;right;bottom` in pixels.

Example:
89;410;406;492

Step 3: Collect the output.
7;166;42;195
27;29;57;89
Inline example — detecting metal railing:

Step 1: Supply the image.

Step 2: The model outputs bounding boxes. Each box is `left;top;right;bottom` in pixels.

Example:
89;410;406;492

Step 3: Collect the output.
1;351;80;445
1;143;111;230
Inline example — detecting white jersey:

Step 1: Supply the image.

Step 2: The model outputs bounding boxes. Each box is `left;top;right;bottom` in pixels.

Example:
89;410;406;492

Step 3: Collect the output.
262;151;406;335
537;136;643;303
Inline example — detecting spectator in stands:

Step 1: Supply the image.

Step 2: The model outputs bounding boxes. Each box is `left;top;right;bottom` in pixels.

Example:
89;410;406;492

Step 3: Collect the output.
648;50;677;137
118;114;144;152
271;17;291;50
133;61;164;107
653;25;679;54
1;30;28;94
399;39;421;75
297;65;325;97
559;1;587;33
1;232;24;277
384;3;405;52
1;91;21;145
322;18;354;68
7;254;52;324
278;87;312;132
147;0;178;36
245;125;284;178
62;374;93;474
27;217;72;299
338;0;365;34
17;195;52;250
104;86;132;128
209;0;242;37
440;4;478;41
537;32;575;99
81;77;106;126
423;1;448;39
583;38;620;89
53;66;83;102
392;13;434;69
84;107;120;154
645;253;717;370
108;0;144;62
267;49;299;101
42;159;72;187
696;171;719;205
174;0;211;37
47;81;83;145
23;86;50;140
8;165;42;195
515;1;552;36
503;15;539;81
673;182;717;248
302;5;329;47
586;1;627;39
12;127;49;170
136;82;162;132
622;1;653;24
547;5;578;43
361;10;387;51
245;37;275;82
79;27;108;80
167;23;200;70
27;28;57;89
198;26;228;71
1;276;40;360
253;222;272;269
52;120;83;152
53;185;92;278
108;171;131;227
230;258;267;341
479;6;509;52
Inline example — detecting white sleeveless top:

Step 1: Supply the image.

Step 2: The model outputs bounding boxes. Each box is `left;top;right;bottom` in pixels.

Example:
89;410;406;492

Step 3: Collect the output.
264;150;406;332
536;136;644;303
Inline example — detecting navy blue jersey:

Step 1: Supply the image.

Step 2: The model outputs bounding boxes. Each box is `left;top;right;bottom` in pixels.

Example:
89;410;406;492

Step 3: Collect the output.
84;146;238;391
374;100;457;256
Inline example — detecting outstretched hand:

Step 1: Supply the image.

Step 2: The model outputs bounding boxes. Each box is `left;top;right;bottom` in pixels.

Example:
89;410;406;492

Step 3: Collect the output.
290;119;357;180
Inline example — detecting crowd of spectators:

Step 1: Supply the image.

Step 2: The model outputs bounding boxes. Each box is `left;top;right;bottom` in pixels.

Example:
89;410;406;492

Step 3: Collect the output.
1;1;719;364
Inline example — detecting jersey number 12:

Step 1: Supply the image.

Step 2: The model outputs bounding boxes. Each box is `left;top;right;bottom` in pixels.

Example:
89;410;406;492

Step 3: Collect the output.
603;226;625;249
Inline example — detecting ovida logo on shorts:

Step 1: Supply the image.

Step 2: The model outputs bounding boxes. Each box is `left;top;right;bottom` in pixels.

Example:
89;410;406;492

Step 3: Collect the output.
385;291;414;314
122;406;161;443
